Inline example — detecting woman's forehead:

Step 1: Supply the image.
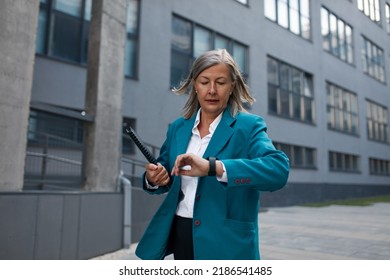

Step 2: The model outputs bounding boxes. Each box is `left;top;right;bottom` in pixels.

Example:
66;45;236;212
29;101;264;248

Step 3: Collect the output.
198;64;230;78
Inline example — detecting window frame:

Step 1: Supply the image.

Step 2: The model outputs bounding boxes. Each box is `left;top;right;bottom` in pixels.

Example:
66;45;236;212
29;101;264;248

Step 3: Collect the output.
366;99;389;144
264;0;312;40
321;6;354;65
170;14;249;88
267;56;316;124
385;3;390;34
274;142;317;169
369;157;390;176
357;0;381;25
361;36;386;83
329;151;361;173
326;82;359;136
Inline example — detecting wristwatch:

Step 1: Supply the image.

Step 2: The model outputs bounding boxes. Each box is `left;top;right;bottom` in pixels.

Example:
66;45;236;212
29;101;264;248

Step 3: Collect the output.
207;157;217;176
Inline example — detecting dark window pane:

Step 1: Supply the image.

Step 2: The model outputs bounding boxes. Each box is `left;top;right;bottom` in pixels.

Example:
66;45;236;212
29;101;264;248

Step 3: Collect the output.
292;93;301;119
36;9;47;54
280;89;290;117
172;17;192;53
171;51;192;88
50;13;81;62
267;57;279;85
279;64;290;90
268;85;278;113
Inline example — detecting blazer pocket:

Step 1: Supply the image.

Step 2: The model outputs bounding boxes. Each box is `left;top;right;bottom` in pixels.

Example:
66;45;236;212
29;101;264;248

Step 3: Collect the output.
224;218;256;231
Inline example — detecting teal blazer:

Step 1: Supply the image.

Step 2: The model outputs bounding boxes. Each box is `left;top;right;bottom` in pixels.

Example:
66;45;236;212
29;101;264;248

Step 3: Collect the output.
135;108;289;260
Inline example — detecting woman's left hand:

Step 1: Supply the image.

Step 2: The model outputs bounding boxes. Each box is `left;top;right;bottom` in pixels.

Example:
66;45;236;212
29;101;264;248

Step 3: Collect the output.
171;153;209;177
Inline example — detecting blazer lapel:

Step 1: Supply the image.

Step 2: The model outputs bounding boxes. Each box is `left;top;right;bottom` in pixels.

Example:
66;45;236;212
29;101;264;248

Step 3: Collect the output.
175;115;196;155
203;108;236;159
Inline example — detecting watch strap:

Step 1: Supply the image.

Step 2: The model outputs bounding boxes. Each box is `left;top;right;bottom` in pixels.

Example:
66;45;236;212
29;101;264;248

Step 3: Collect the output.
207;157;217;176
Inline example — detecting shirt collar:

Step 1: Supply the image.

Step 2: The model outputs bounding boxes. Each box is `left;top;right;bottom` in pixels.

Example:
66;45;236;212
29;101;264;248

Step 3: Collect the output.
192;108;223;135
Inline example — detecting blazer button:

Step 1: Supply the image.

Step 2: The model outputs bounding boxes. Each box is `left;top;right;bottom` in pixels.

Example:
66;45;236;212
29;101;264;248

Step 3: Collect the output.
246;178;251;184
235;179;240;185
195;194;201;201
194;220;201;226
241;178;246;184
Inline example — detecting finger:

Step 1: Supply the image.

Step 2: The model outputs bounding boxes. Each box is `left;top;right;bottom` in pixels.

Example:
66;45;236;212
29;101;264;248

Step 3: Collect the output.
160;172;170;185
170;156;181;176
155;169;170;185
171;154;190;176
171;165;178;177
146;163;158;171
156;167;168;180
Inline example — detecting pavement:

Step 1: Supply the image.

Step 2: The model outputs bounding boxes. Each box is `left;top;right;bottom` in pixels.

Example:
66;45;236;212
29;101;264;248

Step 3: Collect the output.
93;203;390;260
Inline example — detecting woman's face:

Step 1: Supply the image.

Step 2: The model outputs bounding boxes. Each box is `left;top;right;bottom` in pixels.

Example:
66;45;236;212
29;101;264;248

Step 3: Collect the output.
194;63;234;118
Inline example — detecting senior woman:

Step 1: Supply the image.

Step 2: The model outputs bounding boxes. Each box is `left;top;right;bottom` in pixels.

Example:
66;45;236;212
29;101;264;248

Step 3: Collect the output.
135;49;289;260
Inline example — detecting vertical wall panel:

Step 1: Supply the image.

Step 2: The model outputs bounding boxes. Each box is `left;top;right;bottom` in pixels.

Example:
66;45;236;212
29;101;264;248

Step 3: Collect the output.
33;195;63;259
0;195;38;259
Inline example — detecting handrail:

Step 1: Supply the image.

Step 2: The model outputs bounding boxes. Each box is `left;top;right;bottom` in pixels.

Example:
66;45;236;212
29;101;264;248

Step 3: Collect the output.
24;131;160;190
26;151;82;166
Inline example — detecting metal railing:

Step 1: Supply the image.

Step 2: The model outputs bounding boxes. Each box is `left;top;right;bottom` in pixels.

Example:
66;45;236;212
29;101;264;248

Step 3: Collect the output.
24;130;83;190
24;131;160;190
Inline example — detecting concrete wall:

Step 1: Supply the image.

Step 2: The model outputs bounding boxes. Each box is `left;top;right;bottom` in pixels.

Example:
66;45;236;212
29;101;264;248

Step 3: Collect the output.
0;0;39;191
0;192;123;260
82;0;128;192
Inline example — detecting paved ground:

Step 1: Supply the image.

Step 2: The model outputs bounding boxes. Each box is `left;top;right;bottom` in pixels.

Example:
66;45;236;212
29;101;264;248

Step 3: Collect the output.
93;203;390;260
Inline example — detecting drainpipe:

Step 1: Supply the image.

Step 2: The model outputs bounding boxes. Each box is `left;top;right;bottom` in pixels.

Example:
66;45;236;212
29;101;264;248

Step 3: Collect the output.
119;171;132;248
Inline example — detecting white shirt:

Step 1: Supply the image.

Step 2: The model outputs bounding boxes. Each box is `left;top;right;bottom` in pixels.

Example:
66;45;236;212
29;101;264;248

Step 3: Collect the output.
175;109;227;218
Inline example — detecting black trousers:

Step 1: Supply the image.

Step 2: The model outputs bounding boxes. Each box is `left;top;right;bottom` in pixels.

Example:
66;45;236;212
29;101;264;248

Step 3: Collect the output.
171;215;194;260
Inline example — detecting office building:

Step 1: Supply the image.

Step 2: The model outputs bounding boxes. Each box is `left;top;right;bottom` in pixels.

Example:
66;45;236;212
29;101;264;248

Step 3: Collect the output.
1;0;389;259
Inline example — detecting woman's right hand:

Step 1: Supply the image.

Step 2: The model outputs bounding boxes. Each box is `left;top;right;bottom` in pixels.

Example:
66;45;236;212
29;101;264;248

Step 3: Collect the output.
145;163;170;186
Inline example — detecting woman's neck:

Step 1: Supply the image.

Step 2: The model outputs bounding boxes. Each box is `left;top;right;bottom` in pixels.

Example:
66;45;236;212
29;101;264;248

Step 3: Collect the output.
198;110;218;138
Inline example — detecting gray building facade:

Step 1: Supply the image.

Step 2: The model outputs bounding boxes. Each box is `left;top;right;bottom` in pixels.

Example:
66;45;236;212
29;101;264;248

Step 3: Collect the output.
31;0;390;192
1;0;390;259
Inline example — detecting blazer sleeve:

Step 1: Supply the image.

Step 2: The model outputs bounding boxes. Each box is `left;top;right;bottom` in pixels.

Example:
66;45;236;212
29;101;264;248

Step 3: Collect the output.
222;116;289;192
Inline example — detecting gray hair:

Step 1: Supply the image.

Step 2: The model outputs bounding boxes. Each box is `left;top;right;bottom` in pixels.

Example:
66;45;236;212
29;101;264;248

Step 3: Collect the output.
172;49;255;119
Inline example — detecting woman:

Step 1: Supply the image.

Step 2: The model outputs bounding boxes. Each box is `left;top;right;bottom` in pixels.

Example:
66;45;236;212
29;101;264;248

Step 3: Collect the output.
135;49;289;260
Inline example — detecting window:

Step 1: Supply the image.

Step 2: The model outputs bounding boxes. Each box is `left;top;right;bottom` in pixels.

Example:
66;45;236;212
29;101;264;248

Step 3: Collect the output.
35;0;90;63
35;0;140;78
274;142;316;169
386;3;390;33
170;15;249;88
329;151;360;173
361;36;386;83
327;82;359;135
366;100;389;143
124;0;140;78
36;0;49;54
369;158;390;176
267;56;315;124
265;0;311;40
321;7;354;64
357;0;381;25
28;110;84;147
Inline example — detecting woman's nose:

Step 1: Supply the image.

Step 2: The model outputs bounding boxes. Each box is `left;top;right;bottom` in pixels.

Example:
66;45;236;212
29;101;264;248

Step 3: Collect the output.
208;82;216;95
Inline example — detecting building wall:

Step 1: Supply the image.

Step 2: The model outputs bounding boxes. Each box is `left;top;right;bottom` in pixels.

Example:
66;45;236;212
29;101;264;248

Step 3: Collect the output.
31;0;390;188
0;192;123;259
